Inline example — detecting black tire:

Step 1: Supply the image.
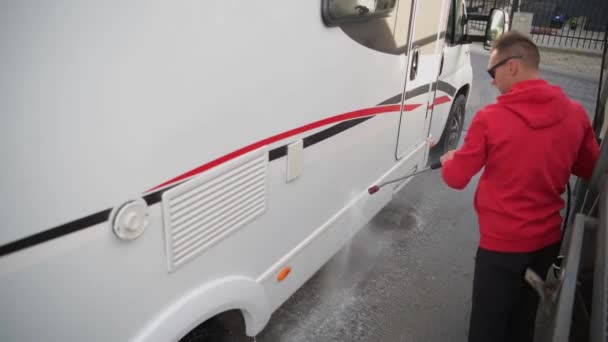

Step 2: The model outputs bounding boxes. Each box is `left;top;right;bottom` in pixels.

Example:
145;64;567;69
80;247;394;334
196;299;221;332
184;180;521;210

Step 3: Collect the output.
436;94;466;153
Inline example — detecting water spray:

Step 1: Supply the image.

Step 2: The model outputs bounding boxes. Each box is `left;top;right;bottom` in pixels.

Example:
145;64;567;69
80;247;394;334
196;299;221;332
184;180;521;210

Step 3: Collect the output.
368;161;442;195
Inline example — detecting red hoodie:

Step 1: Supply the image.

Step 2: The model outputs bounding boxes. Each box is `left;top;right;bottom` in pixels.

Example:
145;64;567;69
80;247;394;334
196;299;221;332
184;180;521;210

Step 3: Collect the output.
442;79;599;252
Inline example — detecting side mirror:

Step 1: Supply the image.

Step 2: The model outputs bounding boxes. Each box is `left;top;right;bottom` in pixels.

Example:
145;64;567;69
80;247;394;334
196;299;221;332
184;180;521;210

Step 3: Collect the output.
484;8;507;50
322;0;397;27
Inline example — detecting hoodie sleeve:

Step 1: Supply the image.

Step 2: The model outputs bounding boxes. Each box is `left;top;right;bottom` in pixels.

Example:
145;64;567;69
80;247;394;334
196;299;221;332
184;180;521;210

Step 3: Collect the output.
441;112;487;190
572;118;599;181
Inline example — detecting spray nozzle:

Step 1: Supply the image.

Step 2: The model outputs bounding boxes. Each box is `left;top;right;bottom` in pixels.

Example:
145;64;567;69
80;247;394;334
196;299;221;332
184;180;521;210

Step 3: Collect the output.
368;161;442;196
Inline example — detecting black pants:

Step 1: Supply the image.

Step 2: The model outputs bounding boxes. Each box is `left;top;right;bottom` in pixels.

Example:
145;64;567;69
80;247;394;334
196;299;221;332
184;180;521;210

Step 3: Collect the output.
468;243;560;342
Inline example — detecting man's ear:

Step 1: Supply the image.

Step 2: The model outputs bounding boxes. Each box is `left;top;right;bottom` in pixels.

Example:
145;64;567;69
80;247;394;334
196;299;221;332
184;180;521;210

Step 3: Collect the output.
509;60;520;76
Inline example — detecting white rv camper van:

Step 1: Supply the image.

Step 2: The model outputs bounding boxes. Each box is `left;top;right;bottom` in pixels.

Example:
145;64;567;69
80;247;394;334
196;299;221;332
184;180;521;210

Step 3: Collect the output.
0;0;495;340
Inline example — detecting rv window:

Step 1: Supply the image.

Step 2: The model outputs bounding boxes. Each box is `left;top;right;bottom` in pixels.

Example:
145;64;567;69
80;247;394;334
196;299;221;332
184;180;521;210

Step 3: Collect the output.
445;0;466;44
446;0;455;42
453;0;466;43
322;0;397;27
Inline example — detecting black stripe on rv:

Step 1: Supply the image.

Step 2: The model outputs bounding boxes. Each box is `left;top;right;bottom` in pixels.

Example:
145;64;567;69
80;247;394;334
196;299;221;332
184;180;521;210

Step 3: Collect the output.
268;116;373;161
269;80;458;160
0;189;177;257
381;81;457;107
0;81;458;257
405;84;433;100
268;90;432;161
0;209;112;257
437;81;457;97
378;94;403;106
408;82;457;98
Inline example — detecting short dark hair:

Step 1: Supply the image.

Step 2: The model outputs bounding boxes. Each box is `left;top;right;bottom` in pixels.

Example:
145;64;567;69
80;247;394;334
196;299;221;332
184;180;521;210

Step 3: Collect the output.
492;31;540;69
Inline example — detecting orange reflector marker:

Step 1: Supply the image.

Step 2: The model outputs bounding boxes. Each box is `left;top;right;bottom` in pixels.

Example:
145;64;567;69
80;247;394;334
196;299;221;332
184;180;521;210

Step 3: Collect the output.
277;266;292;282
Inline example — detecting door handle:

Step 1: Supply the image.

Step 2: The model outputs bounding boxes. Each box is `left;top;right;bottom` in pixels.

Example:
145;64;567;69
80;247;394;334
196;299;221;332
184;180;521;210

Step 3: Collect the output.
410;47;419;81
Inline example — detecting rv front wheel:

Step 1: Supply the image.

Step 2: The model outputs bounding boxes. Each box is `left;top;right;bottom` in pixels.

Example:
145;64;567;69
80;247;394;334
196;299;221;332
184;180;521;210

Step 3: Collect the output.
438;95;466;153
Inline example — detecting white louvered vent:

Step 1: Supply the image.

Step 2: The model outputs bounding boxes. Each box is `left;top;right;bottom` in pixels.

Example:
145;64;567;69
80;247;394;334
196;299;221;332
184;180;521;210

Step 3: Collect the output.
161;147;268;271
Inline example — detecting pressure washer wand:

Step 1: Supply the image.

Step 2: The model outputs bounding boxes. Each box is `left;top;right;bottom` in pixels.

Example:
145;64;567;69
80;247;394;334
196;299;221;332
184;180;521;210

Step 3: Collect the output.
368;161;442;195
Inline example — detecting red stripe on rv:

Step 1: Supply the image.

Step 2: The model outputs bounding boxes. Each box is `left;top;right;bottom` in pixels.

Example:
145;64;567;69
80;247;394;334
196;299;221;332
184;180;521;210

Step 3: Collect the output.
427;95;452;110
148;103;422;192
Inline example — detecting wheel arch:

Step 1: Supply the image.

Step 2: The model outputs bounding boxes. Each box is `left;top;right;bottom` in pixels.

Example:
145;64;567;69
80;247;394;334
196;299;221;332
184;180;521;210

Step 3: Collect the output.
133;276;271;342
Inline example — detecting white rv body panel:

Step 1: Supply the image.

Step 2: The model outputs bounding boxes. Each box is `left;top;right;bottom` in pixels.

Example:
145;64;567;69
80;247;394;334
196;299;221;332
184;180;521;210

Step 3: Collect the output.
0;1;474;340
0;1;408;244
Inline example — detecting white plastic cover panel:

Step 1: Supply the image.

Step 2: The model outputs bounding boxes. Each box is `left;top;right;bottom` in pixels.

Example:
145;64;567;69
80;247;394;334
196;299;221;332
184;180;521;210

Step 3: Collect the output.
161;147;268;271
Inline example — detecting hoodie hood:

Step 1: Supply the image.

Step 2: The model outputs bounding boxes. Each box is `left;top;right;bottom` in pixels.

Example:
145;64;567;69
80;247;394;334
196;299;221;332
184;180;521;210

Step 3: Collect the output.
497;79;570;129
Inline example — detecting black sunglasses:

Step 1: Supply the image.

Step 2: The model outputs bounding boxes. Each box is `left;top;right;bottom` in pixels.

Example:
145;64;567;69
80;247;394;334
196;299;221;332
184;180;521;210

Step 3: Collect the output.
487;56;522;79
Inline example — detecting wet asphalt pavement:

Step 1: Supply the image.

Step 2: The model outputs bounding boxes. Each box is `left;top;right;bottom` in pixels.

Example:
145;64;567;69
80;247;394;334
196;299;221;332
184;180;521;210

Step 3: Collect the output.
233;47;601;342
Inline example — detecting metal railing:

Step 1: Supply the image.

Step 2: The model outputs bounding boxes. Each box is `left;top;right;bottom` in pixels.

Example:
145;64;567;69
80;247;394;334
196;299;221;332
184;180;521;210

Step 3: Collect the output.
518;0;607;51
467;0;607;52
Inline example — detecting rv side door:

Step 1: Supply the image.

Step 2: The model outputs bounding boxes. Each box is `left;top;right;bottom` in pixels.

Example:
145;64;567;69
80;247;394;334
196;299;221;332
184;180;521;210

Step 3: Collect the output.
428;0;470;147
396;0;450;159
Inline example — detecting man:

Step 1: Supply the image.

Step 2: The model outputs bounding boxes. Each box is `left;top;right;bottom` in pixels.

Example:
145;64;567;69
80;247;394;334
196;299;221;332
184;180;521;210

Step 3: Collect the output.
439;31;600;342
